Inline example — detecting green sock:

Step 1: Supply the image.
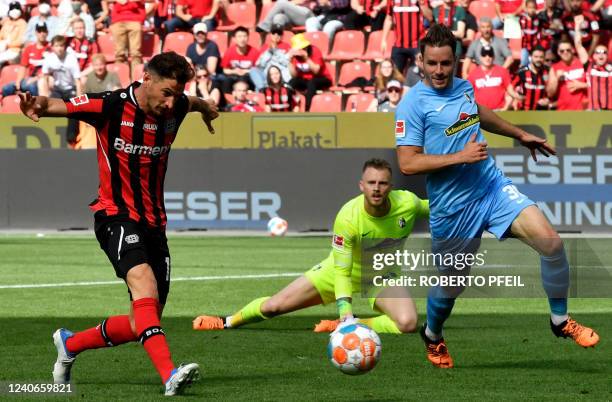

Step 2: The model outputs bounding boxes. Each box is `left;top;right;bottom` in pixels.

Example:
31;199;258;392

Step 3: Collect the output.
358;315;402;334
226;297;270;328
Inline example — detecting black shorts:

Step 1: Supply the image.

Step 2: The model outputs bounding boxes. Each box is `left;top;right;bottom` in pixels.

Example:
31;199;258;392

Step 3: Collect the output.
94;213;171;304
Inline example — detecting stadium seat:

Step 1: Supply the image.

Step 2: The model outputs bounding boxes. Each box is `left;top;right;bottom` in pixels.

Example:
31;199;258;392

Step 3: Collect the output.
132;63;145;81
106;63;131;87
303;31;329;57
309;92;341;112
162;32;194;55
141;32;160;60
345;93;375;112
468;0;497;22
327;30;365;61
361;30;395;60
247;92;266;109
217;2;257;31
207;31;228;55
258;2;274;25
325;61;337;86
0;64;25;89
333;61;371;92
1;95;21;113
97;34;116;62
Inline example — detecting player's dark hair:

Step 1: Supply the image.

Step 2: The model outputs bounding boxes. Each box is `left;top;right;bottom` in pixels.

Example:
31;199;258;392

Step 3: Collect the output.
531;45;545;54
363;158;392;175
419;24;457;59
146;52;195;84
232;26;249;37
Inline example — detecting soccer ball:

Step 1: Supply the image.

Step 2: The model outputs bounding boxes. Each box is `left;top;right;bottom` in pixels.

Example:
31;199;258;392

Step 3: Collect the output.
267;217;288;236
327;323;381;375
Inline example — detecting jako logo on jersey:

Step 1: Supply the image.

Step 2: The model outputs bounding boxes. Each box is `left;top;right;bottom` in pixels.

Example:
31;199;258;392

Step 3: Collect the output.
332;235;344;249
444;112;480;136
114;137;171;156
125;234;139;244
70;94;89;106
120;121;158;131
395;120;405;138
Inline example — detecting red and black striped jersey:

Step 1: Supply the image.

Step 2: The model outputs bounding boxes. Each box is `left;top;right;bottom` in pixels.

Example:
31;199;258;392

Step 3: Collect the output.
587;62;612;110
519;13;541;51
263;85;298;112
65;82;190;229
361;0;384;16
387;0;425;49
512;65;549;110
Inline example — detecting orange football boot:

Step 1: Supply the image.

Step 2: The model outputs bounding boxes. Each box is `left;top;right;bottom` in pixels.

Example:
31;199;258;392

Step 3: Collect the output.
551;317;600;348
313;319;340;333
420;324;454;368
193;315;225;331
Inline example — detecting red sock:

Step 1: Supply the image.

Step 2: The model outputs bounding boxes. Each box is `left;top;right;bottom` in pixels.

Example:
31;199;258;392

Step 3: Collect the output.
65;315;138;355
133;297;175;383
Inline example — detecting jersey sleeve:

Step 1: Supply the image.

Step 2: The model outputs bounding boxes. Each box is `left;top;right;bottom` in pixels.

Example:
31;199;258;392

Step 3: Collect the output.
413;193;430;218
395;94;425;147
332;209;356;302
64;92;109;129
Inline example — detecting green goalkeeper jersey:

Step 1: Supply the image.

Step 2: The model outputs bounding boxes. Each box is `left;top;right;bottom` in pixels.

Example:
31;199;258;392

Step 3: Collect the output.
330;190;429;302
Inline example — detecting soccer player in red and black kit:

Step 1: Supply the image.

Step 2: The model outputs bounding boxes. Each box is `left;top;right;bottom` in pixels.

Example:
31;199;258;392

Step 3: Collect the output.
513;45;551;110
18;52;219;396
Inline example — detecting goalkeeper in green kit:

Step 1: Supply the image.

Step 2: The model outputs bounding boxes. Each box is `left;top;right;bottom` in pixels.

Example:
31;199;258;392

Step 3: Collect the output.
193;158;428;334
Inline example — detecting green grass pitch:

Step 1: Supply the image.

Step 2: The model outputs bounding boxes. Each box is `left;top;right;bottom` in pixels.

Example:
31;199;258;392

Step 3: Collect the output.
0;235;610;401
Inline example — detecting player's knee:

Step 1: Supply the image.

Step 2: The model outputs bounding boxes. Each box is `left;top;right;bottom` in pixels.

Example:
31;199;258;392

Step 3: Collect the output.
539;235;564;257
126;264;159;300
394;315;418;333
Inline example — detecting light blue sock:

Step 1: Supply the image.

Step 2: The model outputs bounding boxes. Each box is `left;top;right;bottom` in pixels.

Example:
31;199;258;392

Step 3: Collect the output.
426;286;457;336
541;248;569;316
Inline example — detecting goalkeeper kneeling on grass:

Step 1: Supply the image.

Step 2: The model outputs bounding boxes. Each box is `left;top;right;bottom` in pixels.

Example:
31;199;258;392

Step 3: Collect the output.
193;158;429;334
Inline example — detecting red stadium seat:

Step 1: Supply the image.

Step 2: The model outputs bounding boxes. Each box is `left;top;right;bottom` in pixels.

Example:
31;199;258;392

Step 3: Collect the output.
325;61;337;86
327;30;365;61
217;2;257;31
1;95;21;113
162;32;194;55
0;65;25;88
207;31;228;55
259;2;274;25
303;31;329;57
332;61;371;92
141;32;160;60
247;92;266;109
132;63;145;81
106;63;131;87
469;0;497;22
97;34;116;62
361;30;395;60
309;92;341;112
345;93;375;112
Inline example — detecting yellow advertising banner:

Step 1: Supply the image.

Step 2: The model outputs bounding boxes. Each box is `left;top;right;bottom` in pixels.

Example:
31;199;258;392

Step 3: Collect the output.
0;111;610;149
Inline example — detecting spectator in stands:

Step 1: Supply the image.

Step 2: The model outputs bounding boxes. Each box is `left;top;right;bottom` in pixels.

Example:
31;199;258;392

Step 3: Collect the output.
2;22;49;97
40;35;81;143
256;0;314;32
432;0;467;56
87;0;109;31
344;0;387;31
573;16;610;110
493;0;524;28
468;46;523;110
0;2;26;66
459;0;478;50
462;17;513;78
188;65;223;107
227;79;264;112
372;58;405;104
83;53;121;92
262;65;300;112
66;1;96;39
25;1;60;43
381;0;432;74
546;39;587;110
287;33;332;111
69;17;98;75
221;26;259;93
537;0;564;50
305;0;350;45
250;25;291;91
186;22;221;78
0;0;23;19
164;0;219;33
562;0;601;56
109;0;145;67
513;45;552;109
404;52;424;90
519;0;543;66
377;79;402;112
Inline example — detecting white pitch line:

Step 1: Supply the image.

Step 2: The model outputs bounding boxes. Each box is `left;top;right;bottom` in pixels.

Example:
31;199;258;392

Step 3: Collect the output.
0;272;301;290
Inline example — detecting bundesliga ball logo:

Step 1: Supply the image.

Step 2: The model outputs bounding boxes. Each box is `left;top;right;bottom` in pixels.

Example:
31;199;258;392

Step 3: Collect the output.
328;323;381;375
267;217;288;236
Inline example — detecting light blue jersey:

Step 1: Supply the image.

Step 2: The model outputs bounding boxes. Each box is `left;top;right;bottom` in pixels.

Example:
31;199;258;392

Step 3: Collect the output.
395;77;502;219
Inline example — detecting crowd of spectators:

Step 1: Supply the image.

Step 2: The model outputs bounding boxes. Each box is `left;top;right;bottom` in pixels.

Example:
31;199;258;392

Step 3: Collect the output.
0;0;609;118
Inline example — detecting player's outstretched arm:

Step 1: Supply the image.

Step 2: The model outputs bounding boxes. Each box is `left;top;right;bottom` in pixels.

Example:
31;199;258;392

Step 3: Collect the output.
397;138;487;175
187;96;219;134
477;103;556;161
18;92;68;121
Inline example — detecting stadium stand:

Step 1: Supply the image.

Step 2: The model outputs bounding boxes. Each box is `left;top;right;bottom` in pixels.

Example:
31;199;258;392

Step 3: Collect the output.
327;30;366;61
309;92;342;112
345;92;376;111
